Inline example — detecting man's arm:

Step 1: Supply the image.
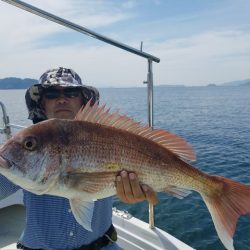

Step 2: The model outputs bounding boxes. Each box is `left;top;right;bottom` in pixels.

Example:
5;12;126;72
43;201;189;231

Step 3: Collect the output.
0;174;20;201
116;170;158;205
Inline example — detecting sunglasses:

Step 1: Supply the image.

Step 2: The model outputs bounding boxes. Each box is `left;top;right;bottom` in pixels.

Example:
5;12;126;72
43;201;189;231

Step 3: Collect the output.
43;88;82;99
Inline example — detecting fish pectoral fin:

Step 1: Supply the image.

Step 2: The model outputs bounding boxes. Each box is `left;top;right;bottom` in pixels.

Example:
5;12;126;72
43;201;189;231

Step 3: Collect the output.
164;185;192;199
69;198;95;231
65;171;115;193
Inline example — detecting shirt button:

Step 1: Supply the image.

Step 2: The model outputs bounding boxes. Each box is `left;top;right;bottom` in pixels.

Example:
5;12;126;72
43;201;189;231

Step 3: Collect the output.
69;231;74;236
68;209;72;213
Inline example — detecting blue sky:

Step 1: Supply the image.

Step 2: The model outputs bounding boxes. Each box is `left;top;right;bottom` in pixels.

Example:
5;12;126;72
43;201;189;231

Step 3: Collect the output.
0;0;250;87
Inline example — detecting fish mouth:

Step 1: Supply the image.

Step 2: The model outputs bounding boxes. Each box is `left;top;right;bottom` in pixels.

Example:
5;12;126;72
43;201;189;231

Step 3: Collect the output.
0;155;10;169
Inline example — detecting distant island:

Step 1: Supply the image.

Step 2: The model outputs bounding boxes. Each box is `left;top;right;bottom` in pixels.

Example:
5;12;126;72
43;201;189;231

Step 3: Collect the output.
207;83;217;87
0;77;250;89
220;79;250;87
0;77;37;89
206;79;250;87
156;79;250;88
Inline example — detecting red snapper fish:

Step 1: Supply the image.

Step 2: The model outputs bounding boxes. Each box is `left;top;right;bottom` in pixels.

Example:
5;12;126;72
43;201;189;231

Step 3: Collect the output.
0;101;250;250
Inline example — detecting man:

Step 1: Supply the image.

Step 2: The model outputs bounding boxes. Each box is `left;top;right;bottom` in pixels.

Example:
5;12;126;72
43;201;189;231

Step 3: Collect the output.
0;67;157;250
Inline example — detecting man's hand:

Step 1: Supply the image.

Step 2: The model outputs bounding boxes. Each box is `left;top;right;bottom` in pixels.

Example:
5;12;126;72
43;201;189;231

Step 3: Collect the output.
115;170;158;205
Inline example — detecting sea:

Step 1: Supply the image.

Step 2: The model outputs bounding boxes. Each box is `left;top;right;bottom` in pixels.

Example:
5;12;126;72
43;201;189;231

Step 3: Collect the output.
0;85;250;250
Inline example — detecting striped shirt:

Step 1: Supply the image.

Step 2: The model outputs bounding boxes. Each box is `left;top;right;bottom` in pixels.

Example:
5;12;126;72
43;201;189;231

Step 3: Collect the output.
0;175;120;250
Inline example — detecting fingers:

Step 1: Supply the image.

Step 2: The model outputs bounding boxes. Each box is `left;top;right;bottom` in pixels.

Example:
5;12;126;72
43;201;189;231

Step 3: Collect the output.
116;171;140;203
116;175;127;202
128;172;146;202
115;170;158;205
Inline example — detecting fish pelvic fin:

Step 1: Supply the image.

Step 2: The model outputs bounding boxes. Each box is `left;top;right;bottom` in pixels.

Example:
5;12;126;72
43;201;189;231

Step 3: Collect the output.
164;185;192;199
69;198;95;231
202;176;250;250
75;100;196;162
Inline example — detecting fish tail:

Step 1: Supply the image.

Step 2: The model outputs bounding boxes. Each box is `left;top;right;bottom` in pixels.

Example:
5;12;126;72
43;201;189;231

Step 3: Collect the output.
202;176;250;250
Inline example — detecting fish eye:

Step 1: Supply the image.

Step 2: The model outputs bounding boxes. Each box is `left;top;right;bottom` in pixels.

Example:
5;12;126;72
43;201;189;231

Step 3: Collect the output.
23;137;37;151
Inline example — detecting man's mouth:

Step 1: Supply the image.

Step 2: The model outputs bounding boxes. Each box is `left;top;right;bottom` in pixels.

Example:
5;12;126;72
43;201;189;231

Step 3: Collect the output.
55;109;71;113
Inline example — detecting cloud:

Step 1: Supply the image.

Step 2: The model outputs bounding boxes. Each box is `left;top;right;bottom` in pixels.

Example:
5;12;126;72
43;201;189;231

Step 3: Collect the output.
1;42;147;87
1;0;250;87
121;0;138;9
0;0;133;49
151;31;250;85
2;29;250;87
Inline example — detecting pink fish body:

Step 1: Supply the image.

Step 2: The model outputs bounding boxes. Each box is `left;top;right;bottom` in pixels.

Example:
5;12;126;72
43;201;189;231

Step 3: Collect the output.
0;101;250;250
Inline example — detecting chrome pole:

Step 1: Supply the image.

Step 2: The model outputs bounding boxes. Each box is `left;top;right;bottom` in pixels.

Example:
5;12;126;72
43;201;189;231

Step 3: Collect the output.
1;0;160;63
147;60;154;128
0;101;11;139
146;59;155;229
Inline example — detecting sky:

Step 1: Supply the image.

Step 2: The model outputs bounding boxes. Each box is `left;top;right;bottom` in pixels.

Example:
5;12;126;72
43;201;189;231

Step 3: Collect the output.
0;0;250;87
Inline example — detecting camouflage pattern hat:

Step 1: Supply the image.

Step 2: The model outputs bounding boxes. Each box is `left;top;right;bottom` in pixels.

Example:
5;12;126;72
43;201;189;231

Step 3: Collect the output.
25;67;100;123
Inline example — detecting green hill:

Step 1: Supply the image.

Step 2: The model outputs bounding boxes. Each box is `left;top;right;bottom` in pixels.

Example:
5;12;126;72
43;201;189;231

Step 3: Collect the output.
221;79;250;86
0;77;37;89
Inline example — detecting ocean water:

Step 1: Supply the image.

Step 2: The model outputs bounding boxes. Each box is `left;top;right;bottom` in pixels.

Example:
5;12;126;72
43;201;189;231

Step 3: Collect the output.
1;86;250;250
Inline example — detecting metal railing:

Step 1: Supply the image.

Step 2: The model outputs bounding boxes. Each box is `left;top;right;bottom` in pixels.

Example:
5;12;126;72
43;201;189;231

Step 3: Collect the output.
0;101;26;140
1;0;161;229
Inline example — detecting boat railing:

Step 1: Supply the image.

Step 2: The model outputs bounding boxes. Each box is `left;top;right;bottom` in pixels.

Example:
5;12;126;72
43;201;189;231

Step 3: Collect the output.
1;0;160;229
0;101;26;140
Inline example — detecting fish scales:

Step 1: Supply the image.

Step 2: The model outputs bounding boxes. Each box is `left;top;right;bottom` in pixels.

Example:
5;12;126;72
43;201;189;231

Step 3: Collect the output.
56;120;198;192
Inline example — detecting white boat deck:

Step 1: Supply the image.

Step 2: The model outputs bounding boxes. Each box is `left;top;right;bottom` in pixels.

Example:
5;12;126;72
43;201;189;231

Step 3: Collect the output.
113;208;195;250
0;192;195;250
0;205;25;250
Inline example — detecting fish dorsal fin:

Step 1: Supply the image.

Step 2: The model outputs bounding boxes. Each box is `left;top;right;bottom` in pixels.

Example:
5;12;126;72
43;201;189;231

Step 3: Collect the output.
75;101;196;161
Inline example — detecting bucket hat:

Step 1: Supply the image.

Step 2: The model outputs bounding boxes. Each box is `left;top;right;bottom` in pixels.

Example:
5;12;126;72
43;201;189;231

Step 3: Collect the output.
25;67;99;123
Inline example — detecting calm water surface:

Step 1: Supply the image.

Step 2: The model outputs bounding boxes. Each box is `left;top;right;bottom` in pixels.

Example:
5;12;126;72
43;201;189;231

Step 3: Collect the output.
1;86;250;250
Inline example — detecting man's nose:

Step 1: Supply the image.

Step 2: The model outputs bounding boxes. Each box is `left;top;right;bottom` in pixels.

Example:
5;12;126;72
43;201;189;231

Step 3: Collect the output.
56;94;68;103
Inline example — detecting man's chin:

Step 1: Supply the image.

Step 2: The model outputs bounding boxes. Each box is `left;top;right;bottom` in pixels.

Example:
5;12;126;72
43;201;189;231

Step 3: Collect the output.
54;110;74;119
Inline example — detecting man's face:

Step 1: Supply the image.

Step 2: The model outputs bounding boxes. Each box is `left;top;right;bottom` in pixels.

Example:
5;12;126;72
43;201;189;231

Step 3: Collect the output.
41;87;83;119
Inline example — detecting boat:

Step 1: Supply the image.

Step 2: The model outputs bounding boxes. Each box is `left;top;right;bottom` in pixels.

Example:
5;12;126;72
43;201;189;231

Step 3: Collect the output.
0;190;194;250
0;0;195;249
